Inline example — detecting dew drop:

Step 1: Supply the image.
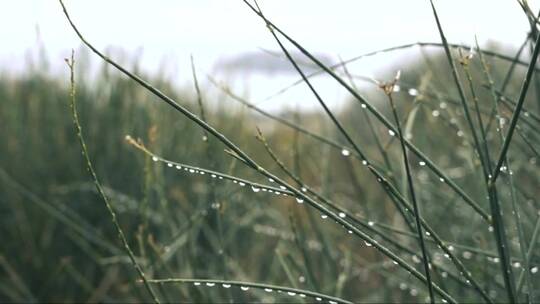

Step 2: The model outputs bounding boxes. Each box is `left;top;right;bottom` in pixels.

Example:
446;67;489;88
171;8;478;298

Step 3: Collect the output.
419;161;426;166
348;230;353;234
362;160;368;166
295;197;304;204
299;294;306;298
239;182;246;186
512;262;521;268
341;149;351;156
175;165;182;169
330;301;338;304
268;178;275;183
252;186;261;192
240;286;250;291
338;212;346;218
167;163;173;168
321;214;328;219
439;177;445;183
315;297;322;301
361;103;367;109
368;221;375;226
152;156;159;162
388;130;396;136
279;185;286;190
301;187;307;192
393;84;401;92
193;282;201;286
264;288;273;292
211;174;217;178
206;282;215;287
399;283;407;290
222;284;231;288
432;110;440;117
531;266;538;274
462;251;472;259
189;169;195;173
408;88;418;96
364;241;373;247
287;292;296;296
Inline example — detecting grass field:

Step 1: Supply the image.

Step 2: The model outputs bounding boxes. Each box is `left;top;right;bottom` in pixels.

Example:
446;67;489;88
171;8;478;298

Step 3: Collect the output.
1;1;540;303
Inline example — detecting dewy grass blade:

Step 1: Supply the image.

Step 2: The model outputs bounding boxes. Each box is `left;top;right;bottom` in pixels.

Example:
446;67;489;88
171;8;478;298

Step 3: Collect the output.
490;31;540;185
380;74;435;303
476;40;534;303
428;1;516;302
147;278;352;304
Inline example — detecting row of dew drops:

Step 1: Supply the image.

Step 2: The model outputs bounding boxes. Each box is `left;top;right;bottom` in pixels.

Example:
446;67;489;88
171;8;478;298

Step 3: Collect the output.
152;154;362;235
151;155;306;204
190;281;338;303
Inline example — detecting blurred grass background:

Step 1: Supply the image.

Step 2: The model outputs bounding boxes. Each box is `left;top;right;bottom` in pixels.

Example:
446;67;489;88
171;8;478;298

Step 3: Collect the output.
0;38;539;303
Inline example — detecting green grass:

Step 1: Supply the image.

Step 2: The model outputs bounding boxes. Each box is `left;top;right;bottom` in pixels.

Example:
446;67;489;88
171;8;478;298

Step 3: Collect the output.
0;1;539;303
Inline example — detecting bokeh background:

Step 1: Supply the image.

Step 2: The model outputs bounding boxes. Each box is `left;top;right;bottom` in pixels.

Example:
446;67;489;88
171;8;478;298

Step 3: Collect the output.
1;1;539;303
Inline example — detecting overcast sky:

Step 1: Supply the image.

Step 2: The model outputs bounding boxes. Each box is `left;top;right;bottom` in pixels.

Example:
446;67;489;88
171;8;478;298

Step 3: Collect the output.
1;0;538;110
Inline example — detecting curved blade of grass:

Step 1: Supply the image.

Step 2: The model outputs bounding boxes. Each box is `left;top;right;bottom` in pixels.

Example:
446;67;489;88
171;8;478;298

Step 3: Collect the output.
147;278;352;304
263;41;540;103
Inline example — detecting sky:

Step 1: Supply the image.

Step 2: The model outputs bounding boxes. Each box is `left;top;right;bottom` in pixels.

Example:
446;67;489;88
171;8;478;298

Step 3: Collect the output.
1;0;538;110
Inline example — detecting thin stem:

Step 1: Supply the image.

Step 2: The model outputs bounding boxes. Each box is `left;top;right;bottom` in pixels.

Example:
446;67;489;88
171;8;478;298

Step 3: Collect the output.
382;78;434;303
64;52;160;303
